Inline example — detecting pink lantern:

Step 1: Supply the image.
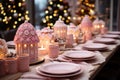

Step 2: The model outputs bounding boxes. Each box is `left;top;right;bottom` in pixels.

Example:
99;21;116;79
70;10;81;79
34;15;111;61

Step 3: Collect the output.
92;18;101;35
53;18;67;40
36;28;54;54
79;15;93;41
67;23;80;42
99;20;107;34
14;21;39;64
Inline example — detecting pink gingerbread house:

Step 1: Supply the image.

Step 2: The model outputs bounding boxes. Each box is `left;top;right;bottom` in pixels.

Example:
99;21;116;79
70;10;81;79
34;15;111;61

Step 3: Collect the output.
14;21;39;64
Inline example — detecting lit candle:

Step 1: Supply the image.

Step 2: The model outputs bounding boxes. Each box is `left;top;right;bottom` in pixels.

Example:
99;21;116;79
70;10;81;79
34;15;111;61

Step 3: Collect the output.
38;45;47;57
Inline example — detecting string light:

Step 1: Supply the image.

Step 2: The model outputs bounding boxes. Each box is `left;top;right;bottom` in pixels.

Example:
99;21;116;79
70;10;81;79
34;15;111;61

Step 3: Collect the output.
18;3;22;7
26;11;29;14
13;25;16;28
14;21;17;24
57;4;60;8
67;16;71;20
53;14;57;16
13;5;16;8
49;15;53;19
49;1;53;5
45;10;49;14
14;10;16;13
18;13;22;16
8;5;11;8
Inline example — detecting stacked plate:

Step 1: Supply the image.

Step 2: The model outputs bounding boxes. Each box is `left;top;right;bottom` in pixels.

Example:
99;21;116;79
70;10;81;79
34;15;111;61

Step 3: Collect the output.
63;50;95;61
36;62;83;78
82;43;108;51
6;41;15;48
93;38;116;44
107;31;120;35
102;34;120;39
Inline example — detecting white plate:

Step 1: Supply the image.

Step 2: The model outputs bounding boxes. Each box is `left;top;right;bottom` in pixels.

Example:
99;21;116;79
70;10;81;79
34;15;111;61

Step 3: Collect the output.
36;68;83;78
37;62;81;75
102;34;120;39
64;50;95;59
6;41;15;48
94;38;116;44
108;31;120;35
83;43;107;51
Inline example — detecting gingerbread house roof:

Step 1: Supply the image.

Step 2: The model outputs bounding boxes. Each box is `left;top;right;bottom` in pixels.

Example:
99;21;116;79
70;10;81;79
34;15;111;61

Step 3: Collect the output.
14;21;39;44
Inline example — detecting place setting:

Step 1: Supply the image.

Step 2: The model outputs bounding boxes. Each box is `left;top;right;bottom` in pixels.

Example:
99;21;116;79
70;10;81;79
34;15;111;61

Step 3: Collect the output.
36;62;84;78
93;38;117;44
82;43;108;51
101;34;120;39
107;31;120;35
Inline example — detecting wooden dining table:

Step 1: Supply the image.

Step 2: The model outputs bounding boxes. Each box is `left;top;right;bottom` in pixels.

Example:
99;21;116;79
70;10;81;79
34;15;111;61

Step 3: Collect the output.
0;39;120;80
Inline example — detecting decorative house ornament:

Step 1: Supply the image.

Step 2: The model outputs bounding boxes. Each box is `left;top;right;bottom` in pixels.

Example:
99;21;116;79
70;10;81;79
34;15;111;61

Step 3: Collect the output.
99;20;107;34
14;21;39;64
37;27;54;49
80;15;93;32
80;15;93;41
92;18;101;35
67;23;80;43
53;18;67;40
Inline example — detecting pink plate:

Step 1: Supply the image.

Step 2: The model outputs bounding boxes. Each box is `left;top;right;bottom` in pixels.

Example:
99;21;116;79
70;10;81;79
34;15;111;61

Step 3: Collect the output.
83;43;107;51
94;38;116;44
6;41;15;46
102;34;120;39
37;62;81;75
36;67;83;78
64;50;95;59
108;31;120;35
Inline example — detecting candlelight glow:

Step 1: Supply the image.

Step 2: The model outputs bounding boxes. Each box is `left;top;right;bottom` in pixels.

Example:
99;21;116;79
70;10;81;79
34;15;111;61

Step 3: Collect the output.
24;44;27;48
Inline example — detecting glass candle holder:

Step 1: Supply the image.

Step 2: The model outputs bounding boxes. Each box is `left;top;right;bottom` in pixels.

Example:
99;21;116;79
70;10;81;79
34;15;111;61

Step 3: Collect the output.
48;44;59;59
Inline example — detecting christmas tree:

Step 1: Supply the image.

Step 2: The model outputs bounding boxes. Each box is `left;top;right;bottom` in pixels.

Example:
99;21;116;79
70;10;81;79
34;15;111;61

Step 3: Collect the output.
41;0;71;28
0;0;30;31
75;0;96;20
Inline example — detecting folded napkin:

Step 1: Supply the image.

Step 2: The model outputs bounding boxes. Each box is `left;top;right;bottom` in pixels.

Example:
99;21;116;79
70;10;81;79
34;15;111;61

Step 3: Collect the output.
86;51;106;65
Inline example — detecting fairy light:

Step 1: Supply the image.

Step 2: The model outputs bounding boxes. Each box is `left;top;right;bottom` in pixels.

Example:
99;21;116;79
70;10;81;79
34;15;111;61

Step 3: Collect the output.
26;11;29;14
14;21;17;24
8;5;11;8
45;10;49;14
49;1;53;5
53;14;57;16
57;4;60;8
49;15;53;19
13;25;16;28
19;13;22;16
13;5;16;8
18;3;22;7
14;10;16;13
